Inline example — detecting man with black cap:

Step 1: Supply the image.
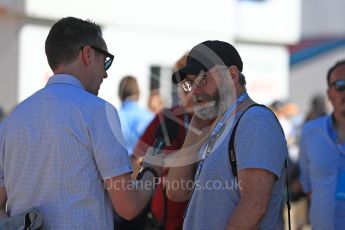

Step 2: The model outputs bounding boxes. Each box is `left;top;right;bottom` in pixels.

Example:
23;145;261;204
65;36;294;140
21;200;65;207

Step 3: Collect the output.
161;40;288;229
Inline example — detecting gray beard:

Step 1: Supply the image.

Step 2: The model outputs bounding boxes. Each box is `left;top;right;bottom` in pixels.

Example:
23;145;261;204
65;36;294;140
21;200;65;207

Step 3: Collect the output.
194;102;219;120
194;83;233;120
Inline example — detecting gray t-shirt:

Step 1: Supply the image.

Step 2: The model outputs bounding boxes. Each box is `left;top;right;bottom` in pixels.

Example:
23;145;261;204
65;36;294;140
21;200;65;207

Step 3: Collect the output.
183;106;288;230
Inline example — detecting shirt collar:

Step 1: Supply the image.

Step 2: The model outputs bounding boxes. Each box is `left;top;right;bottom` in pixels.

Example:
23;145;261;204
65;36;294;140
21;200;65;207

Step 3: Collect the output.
46;74;85;90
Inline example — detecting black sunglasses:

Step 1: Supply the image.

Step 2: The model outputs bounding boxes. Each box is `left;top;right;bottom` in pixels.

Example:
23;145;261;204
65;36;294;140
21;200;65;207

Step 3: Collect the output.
81;45;114;71
330;80;345;92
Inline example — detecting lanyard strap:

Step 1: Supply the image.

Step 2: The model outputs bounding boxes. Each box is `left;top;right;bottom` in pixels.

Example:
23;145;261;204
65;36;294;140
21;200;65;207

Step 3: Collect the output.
184;113;190;133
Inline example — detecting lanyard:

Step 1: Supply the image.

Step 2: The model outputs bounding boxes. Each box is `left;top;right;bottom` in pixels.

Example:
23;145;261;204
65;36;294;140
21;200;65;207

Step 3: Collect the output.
327;115;345;157
201;92;248;160
195;92;248;178
184;113;190;133
210;93;248;139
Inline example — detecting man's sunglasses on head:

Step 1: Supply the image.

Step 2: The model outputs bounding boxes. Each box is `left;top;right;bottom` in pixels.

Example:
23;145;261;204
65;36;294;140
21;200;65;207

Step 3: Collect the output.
330;79;345;92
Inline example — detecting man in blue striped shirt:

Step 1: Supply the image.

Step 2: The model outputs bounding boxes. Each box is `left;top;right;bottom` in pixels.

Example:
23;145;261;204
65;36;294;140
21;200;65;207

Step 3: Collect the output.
0;17;162;229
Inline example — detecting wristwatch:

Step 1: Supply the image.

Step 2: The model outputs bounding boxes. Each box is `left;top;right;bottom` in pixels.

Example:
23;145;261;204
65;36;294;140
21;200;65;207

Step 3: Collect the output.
136;166;159;184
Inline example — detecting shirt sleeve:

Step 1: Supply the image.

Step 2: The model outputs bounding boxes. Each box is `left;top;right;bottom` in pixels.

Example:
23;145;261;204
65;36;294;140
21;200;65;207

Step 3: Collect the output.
298;125;311;193
235;107;288;178
90;103;132;179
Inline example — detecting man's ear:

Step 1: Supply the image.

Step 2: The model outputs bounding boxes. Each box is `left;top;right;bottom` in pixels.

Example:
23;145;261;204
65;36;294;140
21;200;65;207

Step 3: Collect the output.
228;65;240;82
80;45;93;66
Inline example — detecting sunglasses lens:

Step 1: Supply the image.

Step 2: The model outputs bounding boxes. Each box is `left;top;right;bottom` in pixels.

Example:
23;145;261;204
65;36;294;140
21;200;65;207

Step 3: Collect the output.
336;85;345;92
104;58;113;71
334;80;345;92
181;81;192;92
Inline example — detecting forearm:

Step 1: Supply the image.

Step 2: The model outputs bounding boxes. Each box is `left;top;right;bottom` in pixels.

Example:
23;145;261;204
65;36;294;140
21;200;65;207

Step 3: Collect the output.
152;115;214;201
105;172;157;220
164;142;200;201
164;163;196;202
226;198;266;230
129;171;158;216
227;169;275;230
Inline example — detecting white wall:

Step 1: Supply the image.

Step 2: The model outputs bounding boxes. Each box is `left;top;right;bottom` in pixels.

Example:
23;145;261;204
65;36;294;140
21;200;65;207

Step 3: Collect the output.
0;0;236;112
236;0;301;44
302;0;345;38
18;24;52;102
0;15;20;113
237;43;289;105
25;0;235;35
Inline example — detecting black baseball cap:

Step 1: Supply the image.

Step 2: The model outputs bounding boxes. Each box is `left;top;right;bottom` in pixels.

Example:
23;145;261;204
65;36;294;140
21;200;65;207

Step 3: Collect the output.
172;40;243;84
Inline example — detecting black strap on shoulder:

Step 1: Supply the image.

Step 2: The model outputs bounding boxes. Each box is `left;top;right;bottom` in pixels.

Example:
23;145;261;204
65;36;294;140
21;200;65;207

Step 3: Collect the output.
227;103;291;230
228;104;266;178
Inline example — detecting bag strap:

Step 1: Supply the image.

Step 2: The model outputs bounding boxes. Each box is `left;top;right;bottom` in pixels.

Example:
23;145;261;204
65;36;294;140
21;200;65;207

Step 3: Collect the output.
227;103;291;230
228;104;264;178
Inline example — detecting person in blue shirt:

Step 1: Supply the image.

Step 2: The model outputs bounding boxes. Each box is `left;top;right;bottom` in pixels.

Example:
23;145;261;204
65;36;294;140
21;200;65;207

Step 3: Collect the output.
299;60;345;229
0;17;163;229
118;76;154;156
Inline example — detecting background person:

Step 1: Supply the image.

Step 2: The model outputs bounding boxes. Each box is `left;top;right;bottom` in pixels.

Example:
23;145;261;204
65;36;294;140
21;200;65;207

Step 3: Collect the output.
304;93;329;122
148;89;164;115
118;75;154;156
299;60;345;229
130;53;193;230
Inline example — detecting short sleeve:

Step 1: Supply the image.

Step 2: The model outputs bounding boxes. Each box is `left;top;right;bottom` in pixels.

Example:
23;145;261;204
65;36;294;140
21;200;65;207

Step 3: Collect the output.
90;103;132;179
235;107;288;178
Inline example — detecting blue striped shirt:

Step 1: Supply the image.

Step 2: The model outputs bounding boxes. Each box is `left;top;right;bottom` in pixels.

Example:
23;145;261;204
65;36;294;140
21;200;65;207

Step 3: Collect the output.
0;74;132;229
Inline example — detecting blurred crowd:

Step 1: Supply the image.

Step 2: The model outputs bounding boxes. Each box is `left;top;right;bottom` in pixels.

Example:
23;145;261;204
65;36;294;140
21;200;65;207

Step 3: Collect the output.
0;16;344;230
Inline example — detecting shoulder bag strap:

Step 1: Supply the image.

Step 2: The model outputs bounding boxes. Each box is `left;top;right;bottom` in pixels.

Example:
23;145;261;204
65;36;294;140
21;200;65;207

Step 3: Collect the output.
227;104;291;230
228;103;263;178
